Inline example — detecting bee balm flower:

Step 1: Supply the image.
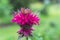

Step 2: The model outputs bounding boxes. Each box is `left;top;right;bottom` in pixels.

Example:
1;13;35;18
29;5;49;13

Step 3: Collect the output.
11;8;40;37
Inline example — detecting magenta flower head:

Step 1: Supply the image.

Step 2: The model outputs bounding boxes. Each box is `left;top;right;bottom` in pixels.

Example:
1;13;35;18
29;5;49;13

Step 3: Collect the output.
11;8;40;37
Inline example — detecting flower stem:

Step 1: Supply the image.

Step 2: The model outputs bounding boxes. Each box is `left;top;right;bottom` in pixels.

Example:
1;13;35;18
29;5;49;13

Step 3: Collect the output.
26;37;28;40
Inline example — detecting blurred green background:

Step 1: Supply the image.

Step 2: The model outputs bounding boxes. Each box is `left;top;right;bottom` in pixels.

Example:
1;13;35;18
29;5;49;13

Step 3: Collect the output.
0;0;60;40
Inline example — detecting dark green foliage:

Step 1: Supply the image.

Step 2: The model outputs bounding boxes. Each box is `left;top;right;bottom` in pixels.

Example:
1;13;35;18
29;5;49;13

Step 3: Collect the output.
40;6;48;16
10;0;30;11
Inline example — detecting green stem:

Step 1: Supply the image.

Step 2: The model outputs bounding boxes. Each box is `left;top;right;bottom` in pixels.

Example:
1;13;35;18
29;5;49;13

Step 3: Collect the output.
26;37;28;40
